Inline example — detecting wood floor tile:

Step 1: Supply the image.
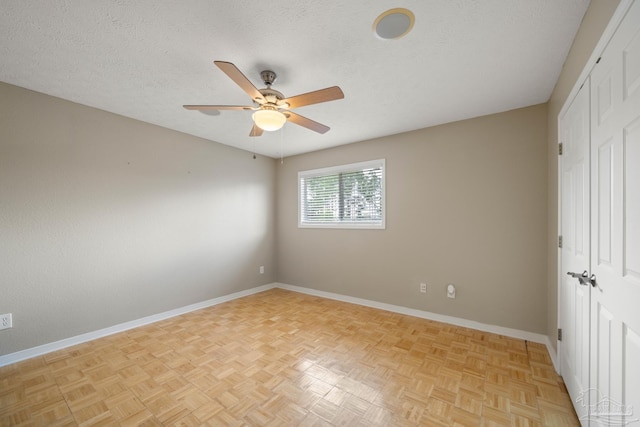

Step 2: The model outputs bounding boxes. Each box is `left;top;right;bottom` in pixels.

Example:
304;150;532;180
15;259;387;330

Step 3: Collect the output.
0;289;578;426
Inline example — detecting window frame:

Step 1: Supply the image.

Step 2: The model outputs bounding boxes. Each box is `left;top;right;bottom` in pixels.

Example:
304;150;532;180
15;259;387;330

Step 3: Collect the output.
298;159;386;229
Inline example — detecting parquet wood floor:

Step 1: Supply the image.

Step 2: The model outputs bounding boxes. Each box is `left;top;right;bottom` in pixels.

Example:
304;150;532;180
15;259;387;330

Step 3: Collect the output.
0;289;579;426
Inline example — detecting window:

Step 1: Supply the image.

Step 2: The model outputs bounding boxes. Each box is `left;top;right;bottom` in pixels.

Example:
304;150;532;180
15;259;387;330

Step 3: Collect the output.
298;159;385;229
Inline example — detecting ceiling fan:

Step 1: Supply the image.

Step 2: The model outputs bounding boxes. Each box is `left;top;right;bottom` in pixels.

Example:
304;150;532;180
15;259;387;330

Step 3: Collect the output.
184;61;344;137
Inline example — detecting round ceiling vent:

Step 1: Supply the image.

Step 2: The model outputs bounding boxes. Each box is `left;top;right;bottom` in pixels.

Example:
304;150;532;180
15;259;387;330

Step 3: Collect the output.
373;8;415;40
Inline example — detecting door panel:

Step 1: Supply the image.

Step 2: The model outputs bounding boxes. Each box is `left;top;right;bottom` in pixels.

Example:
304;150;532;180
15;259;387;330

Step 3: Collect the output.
593;303;613;399
597;74;613;125
623;119;640;278
589;1;640;424
596;140;613;267
559;80;591;422
624;327;640;419
623;26;640;100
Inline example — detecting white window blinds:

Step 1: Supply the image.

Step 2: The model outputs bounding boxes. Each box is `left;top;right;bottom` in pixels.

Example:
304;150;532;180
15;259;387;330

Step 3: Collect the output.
298;159;385;229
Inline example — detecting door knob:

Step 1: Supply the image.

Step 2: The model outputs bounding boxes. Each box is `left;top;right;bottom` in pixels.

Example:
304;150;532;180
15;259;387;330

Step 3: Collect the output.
589;274;602;292
567;270;590;286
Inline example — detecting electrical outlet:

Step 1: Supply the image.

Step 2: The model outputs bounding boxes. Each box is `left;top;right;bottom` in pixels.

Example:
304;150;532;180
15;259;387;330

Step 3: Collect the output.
447;284;456;299
0;313;12;330
420;283;427;293
259;266;264;274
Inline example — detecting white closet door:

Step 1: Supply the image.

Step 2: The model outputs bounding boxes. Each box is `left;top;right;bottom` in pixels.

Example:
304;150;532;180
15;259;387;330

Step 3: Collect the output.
559;81;592;422
589;1;640;425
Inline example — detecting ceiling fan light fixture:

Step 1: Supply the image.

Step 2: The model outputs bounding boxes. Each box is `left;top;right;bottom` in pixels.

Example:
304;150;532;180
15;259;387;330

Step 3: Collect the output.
253;108;287;131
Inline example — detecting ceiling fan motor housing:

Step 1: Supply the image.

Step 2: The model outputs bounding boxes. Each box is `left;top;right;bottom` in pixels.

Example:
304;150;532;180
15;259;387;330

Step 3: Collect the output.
258;88;285;105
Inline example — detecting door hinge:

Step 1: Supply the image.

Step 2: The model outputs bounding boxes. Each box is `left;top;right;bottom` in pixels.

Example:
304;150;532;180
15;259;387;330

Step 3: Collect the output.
559;143;563;155
559;235;563;248
558;328;562;341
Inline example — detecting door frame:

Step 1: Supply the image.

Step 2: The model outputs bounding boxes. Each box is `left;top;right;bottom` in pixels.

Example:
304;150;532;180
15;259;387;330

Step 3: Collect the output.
556;0;634;378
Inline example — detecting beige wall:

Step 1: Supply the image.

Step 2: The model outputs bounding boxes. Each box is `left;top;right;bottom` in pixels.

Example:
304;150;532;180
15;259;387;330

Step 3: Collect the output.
0;82;277;355
546;0;620;351
277;104;548;334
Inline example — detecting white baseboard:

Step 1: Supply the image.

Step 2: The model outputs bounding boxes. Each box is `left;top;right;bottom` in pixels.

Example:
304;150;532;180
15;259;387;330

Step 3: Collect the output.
276;282;551;347
1;282;559;370
0;283;277;367
545;336;560;373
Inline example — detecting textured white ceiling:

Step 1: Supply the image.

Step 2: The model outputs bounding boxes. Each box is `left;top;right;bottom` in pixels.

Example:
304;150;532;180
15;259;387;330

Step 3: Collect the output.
0;1;589;158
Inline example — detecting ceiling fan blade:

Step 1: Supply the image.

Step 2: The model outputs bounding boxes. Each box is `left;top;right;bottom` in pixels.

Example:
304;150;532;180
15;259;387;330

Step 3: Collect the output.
183;105;253;111
249;123;264;137
283;86;344;109
286;112;330;134
214;61;264;102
